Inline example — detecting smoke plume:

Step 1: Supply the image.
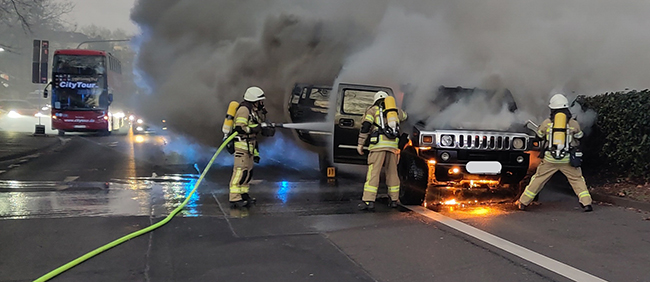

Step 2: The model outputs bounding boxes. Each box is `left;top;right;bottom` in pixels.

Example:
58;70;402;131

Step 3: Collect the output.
131;0;650;158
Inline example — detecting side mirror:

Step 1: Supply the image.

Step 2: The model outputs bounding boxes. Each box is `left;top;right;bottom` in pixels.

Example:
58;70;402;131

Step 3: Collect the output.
43;81;52;98
108;93;113;103
525;120;539;132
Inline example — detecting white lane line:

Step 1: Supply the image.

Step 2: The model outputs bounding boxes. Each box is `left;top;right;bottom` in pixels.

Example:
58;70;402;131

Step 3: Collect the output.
408;205;608;282
0;170;5;174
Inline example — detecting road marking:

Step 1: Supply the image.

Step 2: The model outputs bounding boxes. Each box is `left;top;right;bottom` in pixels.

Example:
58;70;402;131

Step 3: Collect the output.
408;205;608;282
63;176;79;183
0;170;5;174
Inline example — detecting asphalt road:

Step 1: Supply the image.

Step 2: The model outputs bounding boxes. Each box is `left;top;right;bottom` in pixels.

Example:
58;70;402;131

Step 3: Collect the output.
1;130;649;282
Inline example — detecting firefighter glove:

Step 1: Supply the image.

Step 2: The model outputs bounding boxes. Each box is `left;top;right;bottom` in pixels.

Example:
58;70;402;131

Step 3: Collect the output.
260;122;276;137
357;144;364;155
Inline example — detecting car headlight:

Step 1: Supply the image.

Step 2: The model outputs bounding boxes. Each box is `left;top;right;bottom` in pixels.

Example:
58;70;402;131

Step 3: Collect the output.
136;126;144;131
512;138;525;149
8;110;21;118
137;119;144;124
441;135;454;146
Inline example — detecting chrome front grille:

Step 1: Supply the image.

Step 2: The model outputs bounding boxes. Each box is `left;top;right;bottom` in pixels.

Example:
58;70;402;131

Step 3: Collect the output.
437;131;527;151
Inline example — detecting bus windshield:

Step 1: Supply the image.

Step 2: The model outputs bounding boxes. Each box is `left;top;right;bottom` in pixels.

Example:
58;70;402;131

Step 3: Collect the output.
52;76;108;110
53;55;106;76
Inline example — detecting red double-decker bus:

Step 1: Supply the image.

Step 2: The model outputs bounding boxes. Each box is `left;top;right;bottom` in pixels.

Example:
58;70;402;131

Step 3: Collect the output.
47;49;122;135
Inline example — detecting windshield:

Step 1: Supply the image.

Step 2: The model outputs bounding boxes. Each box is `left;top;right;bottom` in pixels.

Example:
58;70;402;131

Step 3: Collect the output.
52;76;108;110
431;88;517;113
53;55;106;76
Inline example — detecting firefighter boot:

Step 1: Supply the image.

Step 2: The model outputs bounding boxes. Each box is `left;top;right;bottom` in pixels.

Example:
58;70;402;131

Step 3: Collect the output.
389;200;399;208
579;203;593;212
242;193;256;206
358;201;375;211
230;199;249;209
515;200;527;211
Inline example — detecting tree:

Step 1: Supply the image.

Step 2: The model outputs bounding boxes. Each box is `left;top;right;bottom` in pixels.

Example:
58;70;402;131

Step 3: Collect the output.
0;0;73;52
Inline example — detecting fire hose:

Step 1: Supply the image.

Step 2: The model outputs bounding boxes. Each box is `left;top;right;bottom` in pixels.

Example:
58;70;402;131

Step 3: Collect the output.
33;132;239;282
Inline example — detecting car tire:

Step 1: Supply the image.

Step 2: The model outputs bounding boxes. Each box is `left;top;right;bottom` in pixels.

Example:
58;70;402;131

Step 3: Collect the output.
398;147;427;205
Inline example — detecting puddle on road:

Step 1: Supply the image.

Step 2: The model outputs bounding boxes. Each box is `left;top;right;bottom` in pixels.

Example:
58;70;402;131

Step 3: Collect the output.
0;176;389;220
0;175;206;219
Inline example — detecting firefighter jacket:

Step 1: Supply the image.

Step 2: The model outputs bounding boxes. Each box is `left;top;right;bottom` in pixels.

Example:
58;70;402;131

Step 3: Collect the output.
537;118;583;163
233;103;263;156
357;105;408;153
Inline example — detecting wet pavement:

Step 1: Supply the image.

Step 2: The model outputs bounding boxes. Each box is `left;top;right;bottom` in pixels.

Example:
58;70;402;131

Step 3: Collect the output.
1;129;650;281
0;131;61;162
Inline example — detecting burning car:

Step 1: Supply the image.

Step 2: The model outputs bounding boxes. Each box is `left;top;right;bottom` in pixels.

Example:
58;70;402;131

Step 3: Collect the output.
286;83;539;206
398;86;541;205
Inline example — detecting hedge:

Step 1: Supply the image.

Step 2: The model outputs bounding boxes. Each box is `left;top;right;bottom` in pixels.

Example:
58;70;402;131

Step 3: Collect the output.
575;90;650;181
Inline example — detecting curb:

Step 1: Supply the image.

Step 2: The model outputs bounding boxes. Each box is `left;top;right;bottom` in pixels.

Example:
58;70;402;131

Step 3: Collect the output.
0;137;63;163
591;192;650;213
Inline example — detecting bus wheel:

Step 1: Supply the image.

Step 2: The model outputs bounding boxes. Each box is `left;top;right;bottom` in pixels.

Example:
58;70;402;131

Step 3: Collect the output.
58;130;65;136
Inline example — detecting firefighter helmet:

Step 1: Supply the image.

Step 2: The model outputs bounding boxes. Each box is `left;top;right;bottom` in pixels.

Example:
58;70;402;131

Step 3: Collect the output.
373;91;389;103
243;86;266;102
549;94;569;109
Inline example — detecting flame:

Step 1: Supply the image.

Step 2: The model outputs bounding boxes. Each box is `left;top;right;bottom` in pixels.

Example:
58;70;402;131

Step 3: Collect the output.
444;199;458;205
459;179;500;187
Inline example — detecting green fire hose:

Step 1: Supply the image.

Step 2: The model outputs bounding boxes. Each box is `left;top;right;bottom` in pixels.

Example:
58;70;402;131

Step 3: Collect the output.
34;132;238;282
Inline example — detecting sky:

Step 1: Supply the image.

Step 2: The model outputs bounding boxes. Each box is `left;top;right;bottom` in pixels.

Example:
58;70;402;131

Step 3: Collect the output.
63;0;139;34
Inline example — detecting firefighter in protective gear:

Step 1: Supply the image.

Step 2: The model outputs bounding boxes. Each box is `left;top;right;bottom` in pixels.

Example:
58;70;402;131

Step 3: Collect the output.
516;94;593;212
357;91;408;211
228;86;272;208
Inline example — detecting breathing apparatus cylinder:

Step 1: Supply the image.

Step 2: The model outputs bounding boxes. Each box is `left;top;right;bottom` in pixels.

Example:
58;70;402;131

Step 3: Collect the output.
382;96;399;139
384;96;399;130
222;101;240;136
551;112;568;158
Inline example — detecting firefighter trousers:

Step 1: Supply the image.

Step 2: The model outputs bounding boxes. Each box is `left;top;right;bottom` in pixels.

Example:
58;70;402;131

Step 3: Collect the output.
229;150;254;202
363;150;400;202
518;160;592;206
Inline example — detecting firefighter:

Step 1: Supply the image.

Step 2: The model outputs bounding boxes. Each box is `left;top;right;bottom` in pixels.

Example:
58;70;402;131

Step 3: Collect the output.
516;94;593;212
228;86;274;208
357;91;408;211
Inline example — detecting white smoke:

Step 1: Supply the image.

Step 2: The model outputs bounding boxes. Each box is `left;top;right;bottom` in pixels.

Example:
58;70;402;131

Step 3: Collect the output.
131;0;650;154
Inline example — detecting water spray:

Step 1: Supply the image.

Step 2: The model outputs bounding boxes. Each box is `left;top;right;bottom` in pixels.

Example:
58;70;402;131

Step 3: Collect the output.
271;122;332;132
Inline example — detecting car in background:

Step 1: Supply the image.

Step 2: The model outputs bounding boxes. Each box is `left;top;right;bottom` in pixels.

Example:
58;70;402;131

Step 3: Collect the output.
0;99;51;133
0;99;41;119
131;116;168;135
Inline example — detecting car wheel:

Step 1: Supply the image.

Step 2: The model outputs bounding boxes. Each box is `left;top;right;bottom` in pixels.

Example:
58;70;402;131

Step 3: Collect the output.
398;148;427;205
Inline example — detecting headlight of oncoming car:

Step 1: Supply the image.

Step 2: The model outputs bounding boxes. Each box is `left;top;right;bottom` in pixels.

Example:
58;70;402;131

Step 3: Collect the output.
440;135;454;146
512;138;525;149
136;126;144;131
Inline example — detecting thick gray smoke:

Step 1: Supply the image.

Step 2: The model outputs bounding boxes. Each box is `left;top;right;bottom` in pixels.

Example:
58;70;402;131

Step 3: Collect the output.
131;0;650;159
